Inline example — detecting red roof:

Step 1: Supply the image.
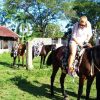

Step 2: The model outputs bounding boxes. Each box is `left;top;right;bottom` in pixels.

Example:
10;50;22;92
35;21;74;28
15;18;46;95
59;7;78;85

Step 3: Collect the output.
0;26;19;39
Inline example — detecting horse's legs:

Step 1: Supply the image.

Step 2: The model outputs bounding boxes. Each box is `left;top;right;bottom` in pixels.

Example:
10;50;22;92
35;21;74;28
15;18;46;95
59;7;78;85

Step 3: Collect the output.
22;55;24;67
40;56;43;68
51;64;59;96
40;56;46;68
43;56;46;65
18;55;20;68
77;76;85;100
60;72;67;97
86;77;94;100
96;72;100;100
13;57;16;66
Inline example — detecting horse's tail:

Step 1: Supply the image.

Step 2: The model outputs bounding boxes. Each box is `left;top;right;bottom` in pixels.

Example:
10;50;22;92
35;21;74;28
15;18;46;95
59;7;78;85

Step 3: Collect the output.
46;50;55;66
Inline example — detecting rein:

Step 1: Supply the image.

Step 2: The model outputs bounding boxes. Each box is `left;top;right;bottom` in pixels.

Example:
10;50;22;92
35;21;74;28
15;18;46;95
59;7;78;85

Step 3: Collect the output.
78;49;85;68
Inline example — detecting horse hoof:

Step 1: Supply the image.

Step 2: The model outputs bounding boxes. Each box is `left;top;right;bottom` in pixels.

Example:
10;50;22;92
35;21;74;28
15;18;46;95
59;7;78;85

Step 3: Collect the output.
62;92;68;97
51;93;54;96
13;65;17;68
63;96;69;100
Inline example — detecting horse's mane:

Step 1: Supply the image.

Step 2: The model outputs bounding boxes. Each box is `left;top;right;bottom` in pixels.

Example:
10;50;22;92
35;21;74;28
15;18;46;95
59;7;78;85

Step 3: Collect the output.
86;45;100;58
92;44;100;51
91;45;100;65
84;45;100;69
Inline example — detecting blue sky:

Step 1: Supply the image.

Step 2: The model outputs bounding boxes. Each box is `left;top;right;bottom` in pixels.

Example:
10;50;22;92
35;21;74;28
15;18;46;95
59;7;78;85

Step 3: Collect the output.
0;0;3;2
57;19;69;32
0;0;3;7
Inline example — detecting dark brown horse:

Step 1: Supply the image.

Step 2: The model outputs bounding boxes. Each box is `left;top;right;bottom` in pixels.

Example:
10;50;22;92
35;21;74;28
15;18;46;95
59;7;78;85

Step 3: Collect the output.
40;44;56;68
96;72;100;100
46;45;100;100
32;44;56;68
11;43;26;67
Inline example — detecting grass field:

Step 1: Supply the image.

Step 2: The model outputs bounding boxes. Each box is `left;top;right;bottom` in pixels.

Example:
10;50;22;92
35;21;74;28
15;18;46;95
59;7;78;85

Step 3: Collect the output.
0;52;97;100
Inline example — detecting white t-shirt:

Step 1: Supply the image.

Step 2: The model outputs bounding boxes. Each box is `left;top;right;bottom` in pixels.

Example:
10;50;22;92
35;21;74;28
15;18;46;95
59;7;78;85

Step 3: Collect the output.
70;21;92;45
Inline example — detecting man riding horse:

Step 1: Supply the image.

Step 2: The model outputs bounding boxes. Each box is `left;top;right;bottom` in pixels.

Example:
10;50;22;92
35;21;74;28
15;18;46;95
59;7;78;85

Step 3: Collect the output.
66;16;93;75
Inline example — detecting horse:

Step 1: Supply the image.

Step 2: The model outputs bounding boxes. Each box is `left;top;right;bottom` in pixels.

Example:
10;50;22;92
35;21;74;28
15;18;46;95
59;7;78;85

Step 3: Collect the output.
11;43;26;67
39;44;56;68
96;72;100;100
32;44;56;68
46;45;100;100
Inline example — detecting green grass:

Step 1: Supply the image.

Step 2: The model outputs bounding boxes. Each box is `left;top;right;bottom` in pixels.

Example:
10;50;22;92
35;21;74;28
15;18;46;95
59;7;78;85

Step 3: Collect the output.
0;52;96;100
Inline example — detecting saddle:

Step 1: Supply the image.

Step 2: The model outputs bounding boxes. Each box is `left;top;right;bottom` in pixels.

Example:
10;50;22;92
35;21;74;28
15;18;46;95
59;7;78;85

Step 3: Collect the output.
62;43;90;73
73;46;85;72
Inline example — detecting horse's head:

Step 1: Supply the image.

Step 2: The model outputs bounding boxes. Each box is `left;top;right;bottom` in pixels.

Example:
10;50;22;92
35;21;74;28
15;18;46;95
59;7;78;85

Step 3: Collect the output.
10;46;18;58
17;43;26;56
51;44;56;50
19;43;26;50
78;45;100;77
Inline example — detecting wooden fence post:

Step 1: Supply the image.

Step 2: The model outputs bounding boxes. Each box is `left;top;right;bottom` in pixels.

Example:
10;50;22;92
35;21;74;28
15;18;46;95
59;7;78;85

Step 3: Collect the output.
26;41;33;70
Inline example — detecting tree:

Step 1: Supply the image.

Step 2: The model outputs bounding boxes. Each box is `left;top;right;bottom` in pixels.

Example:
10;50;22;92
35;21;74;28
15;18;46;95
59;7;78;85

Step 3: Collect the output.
60;0;100;29
72;0;100;28
0;8;10;25
45;23;63;38
3;0;65;37
4;0;100;38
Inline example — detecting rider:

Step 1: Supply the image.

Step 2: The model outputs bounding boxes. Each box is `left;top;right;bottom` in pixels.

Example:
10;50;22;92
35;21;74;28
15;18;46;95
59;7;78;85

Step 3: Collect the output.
68;16;92;74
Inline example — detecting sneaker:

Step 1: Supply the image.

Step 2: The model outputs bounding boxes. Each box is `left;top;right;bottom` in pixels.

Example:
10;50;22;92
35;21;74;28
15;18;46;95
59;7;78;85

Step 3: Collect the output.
69;67;75;73
68;67;76;77
68;71;77;77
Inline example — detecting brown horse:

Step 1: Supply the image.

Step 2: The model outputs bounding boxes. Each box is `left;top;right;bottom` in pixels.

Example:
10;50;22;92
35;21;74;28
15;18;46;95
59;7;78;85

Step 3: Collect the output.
32;44;56;68
96;72;100;100
11;43;26;67
39;44;56;68
46;45;100;100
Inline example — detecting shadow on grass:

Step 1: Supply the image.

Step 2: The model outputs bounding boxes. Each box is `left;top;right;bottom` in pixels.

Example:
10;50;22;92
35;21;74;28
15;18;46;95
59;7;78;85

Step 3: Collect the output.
0;61;12;68
10;76;96;100
10;76;63;100
65;90;95;100
0;61;26;69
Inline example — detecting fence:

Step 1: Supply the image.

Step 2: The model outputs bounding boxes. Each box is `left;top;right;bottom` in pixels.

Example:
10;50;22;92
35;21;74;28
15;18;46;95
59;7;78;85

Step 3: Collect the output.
26;38;68;70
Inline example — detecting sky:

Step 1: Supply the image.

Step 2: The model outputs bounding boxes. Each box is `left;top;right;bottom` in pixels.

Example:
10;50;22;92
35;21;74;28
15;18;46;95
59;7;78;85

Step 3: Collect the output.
0;0;3;7
57;19;69;32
